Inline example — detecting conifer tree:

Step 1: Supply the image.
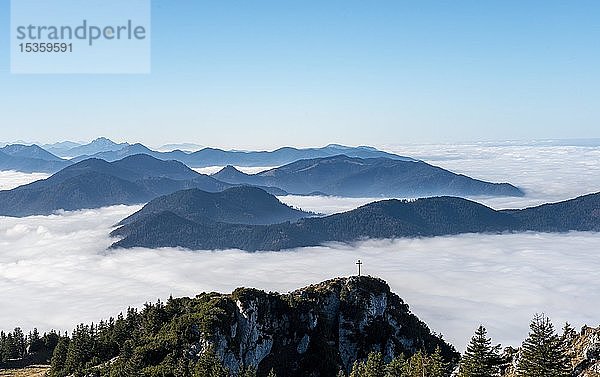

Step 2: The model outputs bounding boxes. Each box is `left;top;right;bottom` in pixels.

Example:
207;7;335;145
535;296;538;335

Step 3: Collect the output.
384;354;408;377
350;359;368;377
459;325;501;377
49;337;70;377
560;322;577;368
240;365;258;377
194;347;229;377
517;314;570;377
428;347;446;377
365;351;386;377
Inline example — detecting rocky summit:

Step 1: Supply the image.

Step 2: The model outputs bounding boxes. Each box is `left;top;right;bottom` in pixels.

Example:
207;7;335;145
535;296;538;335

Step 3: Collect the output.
194;276;458;376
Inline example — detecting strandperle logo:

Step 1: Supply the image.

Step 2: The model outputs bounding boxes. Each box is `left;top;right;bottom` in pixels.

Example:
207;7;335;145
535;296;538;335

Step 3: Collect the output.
15;20;148;46
11;0;151;74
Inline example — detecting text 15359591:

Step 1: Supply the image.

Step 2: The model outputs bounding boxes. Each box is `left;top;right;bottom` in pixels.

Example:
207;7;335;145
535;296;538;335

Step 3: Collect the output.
18;43;73;53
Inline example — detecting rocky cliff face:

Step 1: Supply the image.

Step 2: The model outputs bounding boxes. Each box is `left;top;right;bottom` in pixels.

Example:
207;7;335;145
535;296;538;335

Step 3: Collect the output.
190;276;458;376
572;326;600;377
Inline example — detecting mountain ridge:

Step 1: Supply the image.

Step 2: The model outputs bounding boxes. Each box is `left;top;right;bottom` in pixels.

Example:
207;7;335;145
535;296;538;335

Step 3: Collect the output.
70;142;415;167
212;155;524;198
111;192;600;251
118;186;313;226
0;154;293;217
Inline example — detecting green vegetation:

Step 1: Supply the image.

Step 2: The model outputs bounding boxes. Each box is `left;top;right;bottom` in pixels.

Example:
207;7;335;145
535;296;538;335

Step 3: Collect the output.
1;328;59;368
1;282;589;377
345;348;447;377
113;192;600;251
458;326;502;377
516;314;571;377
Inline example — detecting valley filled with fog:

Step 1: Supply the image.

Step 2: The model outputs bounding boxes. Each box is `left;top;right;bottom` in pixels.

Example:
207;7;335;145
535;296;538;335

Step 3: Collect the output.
1;143;599;350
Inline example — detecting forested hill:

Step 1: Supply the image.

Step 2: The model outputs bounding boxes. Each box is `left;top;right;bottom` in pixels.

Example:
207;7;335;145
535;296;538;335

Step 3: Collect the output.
0;155;231;217
111;192;600;251
118;186;313;226
14;276;458;377
0;155;286;217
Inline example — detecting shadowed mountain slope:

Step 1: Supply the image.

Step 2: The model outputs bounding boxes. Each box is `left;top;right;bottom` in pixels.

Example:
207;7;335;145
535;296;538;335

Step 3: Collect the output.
0;155;233;217
212;155;524;198
111;192;599;251
118;186;312;226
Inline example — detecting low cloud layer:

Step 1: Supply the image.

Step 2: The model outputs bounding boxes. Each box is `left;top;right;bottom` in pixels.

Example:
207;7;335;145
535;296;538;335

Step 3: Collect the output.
280;144;600;213
193;166;277;175
1;144;599;352
0;171;49;190
1;204;599;351
385;143;600;209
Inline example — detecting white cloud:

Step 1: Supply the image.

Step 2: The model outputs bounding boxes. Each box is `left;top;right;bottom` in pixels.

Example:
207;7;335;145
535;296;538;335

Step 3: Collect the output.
1;144;600;353
193;166;277;175
1;205;599;352
232;144;600;214
0;171;49;190
383;143;600;209
279;195;386;215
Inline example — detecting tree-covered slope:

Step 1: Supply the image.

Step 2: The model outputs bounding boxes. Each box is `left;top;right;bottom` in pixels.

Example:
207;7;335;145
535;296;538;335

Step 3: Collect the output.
43;276;458;377
503;192;600;232
0;155;232;217
111;193;600;251
118;186;312;226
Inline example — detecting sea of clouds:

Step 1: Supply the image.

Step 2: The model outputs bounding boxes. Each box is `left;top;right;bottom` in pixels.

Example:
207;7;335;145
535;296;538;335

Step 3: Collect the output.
1;143;599;351
0;171;50;190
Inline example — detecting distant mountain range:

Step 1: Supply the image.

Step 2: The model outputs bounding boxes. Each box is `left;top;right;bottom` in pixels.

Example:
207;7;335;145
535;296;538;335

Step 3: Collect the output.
0;139;526;210
57;137;129;157
111;192;600;251
0;155;286;217
0;138;415;172
0;144;71;173
70;142;415;168
212;155;524;197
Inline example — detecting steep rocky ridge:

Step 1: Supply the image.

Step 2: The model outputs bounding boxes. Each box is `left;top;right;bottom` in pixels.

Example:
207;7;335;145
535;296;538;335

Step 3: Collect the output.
194;276;458;375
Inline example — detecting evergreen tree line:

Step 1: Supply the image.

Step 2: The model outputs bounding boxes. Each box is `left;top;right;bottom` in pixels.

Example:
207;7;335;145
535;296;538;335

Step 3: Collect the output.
344;347;447;377
0;327;60;366
457;313;575;377
0;309;581;377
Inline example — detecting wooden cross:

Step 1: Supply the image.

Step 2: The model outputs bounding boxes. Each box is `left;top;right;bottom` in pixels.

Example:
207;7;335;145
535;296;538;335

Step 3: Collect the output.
356;259;362;276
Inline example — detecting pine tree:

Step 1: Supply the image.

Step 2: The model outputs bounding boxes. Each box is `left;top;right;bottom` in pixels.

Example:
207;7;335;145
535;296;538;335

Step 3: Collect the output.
459;325;502;377
560;322;577;369
365;352;386;377
350;359;368;377
384;354;407;377
517;314;570;377
49;337;70;377
194;347;229;377
428;347;446;377
12;328;26;358
240;365;257;377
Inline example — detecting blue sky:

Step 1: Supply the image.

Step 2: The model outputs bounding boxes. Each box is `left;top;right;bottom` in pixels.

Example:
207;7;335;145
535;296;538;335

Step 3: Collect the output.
0;0;599;149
